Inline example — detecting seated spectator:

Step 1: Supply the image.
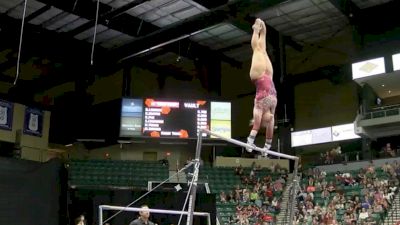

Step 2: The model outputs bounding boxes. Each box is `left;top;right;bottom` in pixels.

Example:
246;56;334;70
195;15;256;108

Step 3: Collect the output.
359;208;369;220
235;165;243;175
373;201;384;213
327;181;336;192
242;189;250;202
273;180;283;192
249;169;255;177
321;188;330;199
238;212;249;225
383;143;396;157
220;191;227;203
361;196;372;209
236;203;243;212
250;190;259;203
227;191;234;202
228;215;238;224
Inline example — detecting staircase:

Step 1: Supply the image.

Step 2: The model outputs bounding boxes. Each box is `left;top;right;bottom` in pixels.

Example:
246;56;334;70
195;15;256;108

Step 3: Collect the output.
384;192;400;225
276;174;296;225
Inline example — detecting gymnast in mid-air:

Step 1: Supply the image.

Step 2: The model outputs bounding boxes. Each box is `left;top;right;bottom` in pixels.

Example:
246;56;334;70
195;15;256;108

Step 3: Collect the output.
246;18;277;156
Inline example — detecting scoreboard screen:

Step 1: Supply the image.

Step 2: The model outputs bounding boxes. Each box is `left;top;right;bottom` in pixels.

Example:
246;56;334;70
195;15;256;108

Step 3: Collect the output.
119;98;231;139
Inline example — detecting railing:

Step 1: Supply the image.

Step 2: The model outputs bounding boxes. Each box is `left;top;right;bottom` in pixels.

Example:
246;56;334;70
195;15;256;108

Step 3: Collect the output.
387;191;400;225
280;174;302;225
300;151;364;169
364;105;400;120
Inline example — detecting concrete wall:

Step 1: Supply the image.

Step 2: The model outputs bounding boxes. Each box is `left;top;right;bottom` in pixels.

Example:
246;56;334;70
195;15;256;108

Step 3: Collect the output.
0;102;51;162
316;156;400;173
215;156;289;170
294;79;359;130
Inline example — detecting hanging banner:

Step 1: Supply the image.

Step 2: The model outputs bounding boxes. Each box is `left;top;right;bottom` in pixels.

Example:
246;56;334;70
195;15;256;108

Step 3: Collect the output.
24;107;43;137
0;100;13;130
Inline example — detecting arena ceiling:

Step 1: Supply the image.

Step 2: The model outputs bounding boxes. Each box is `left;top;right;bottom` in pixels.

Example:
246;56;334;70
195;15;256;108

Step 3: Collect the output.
0;0;398;102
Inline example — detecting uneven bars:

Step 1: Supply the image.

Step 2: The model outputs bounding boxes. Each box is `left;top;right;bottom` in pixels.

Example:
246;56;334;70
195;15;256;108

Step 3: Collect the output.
201;129;298;160
100;205;210;217
99;205;211;225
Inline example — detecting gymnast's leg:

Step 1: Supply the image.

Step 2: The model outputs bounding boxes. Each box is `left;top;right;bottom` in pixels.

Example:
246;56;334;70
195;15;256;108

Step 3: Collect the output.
247;101;262;152
263;98;277;154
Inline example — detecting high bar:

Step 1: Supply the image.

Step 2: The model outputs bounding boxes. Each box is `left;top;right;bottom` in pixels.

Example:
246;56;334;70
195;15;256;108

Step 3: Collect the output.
99;205;210;217
201;129;298;161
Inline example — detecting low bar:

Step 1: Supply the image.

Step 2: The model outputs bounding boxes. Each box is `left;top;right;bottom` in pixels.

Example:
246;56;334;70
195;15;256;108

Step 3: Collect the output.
201;129;298;160
99;205;210;217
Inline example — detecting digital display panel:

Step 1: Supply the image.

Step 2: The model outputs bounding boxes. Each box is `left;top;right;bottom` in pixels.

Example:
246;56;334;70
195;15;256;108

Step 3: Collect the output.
352;57;385;79
392;53;400;71
331;123;360;141
311;127;332;145
120;98;231;139
142;98;208;138
120;98;143;137
210;102;231;138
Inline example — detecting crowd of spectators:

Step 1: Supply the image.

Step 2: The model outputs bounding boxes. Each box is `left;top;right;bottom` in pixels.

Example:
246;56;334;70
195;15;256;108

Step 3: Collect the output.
219;162;288;225
293;162;400;225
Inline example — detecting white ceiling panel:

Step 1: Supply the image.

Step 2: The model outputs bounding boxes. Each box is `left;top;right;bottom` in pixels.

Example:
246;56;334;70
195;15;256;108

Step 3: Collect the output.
100;34;134;48
128;0;208;27
74;25;108;40
190;31;212;41
109;0;136;8
190;23;249;50
310;0;329;4
255;7;281;20
174;6;202;20
200;38;219;46
151;8;169;17
223;35;249;45
267;16;290;26
316;1;336;11
288;6;320;19
352;0;393;9
297;13;327;24
161;0;190;13
58;17;89;32
148;0;174;8
141;10;162;21
218;29;245;40
274;21;295;31
254;0;348;44
86;29;123;43
278;0;314;14
127;2;153;16
152;15;180;26
283;27;303;36
29;7;63;25
293;33;310;40
100;0;114;4
45;13;79;30
0;0;20;13
7;0;45;19
207;24;235;35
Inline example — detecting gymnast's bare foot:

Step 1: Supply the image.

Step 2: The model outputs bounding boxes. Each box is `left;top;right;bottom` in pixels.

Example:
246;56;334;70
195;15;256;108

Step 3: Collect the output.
252;19;262;31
